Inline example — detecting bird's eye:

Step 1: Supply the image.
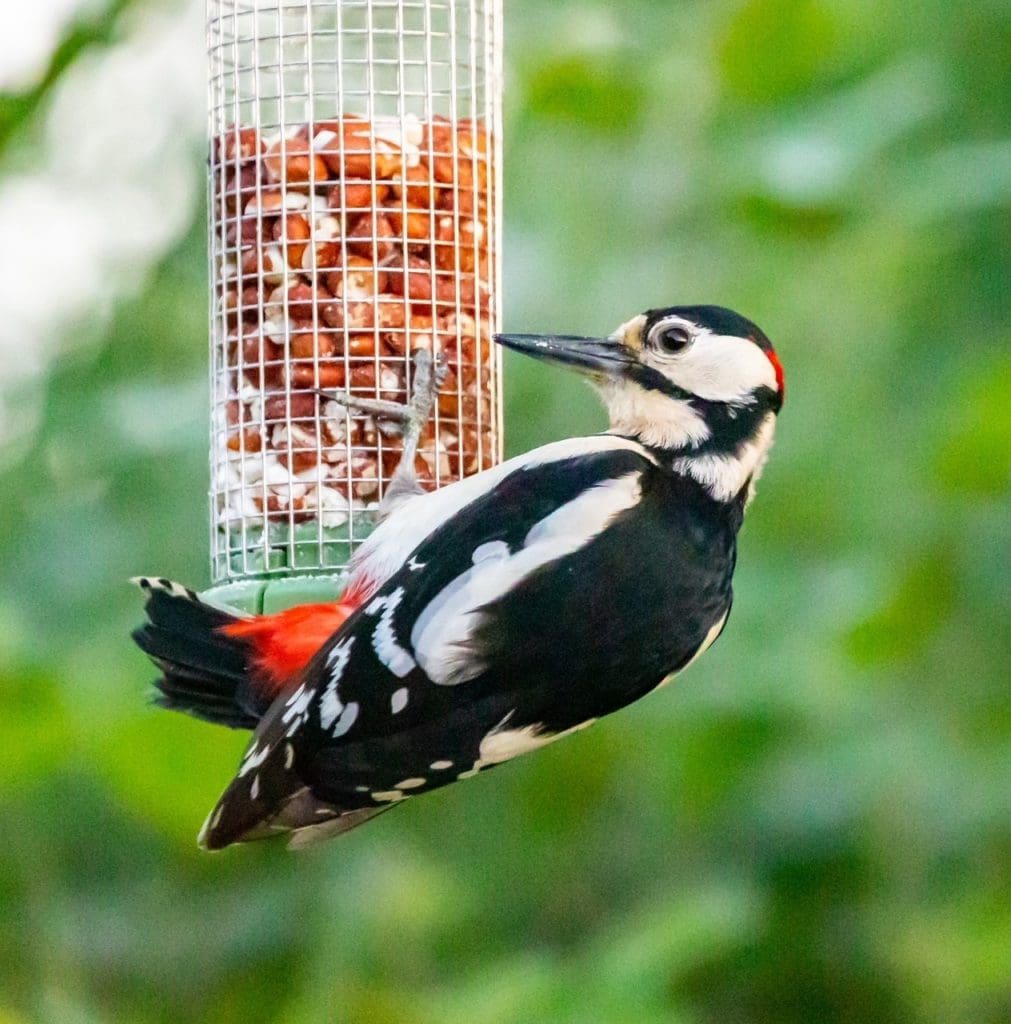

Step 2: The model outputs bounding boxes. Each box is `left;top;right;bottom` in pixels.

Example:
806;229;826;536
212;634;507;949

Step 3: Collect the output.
653;325;692;354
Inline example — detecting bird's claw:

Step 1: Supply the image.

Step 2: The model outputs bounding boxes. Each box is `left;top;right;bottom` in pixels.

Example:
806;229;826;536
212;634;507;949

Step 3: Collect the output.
315;350;448;432
427;349;450;391
315;349;448;520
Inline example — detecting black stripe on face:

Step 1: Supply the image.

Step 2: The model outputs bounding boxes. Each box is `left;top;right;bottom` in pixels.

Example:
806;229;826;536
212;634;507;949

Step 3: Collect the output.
689;386;781;455
497;333;696;400
627;362;693;400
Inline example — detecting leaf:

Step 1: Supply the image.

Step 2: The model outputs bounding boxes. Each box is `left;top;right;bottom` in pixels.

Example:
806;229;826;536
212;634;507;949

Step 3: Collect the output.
523;55;646;134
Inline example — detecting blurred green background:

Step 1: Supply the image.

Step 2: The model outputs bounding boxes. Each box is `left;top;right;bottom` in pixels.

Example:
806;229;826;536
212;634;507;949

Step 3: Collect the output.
1;1;1009;1021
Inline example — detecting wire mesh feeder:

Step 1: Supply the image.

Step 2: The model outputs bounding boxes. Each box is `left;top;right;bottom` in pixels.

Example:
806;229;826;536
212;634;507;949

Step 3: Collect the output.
205;0;504;611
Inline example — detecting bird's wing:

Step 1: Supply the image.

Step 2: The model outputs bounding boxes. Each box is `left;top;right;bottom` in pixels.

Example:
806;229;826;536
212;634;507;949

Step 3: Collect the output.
199;440;733;847
331;438;658;690
297;441;687;783
343;434;658;595
200;438;663;839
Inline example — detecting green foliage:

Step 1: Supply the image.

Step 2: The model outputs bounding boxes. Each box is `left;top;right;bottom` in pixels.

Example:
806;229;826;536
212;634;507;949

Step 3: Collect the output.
521;55;646;134
0;0;140;148
1;1;1009;1022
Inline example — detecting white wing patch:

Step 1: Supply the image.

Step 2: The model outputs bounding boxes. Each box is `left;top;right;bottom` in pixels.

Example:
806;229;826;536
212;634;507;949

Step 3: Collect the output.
472;540;510;563
347;435;656;596
366;587;417;677
331;701;359;738
132;576;200;602
411;472;643;686
408;541;510;686
372;789;406;803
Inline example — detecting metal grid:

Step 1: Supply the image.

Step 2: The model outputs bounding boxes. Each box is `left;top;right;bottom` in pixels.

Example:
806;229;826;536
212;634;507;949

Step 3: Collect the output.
207;0;504;583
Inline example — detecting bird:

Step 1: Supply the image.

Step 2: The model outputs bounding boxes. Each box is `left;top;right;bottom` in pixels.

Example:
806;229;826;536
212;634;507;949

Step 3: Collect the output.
133;304;785;850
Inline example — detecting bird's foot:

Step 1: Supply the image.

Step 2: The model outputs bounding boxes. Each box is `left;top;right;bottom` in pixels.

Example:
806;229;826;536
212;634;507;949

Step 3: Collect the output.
317;350;448;520
317;350;447;431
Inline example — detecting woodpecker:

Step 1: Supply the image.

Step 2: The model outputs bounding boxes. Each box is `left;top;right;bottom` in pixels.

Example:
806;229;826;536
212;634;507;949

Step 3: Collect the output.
133;304;784;849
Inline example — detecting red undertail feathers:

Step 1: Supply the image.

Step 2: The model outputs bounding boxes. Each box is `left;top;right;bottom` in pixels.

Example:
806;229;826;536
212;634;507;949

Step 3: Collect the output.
220;598;359;697
134;576;372;728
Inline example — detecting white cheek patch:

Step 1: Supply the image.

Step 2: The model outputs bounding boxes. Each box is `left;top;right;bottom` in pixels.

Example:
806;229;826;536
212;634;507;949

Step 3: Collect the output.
411;472;643;685
603;383;711;450
669;333;778;404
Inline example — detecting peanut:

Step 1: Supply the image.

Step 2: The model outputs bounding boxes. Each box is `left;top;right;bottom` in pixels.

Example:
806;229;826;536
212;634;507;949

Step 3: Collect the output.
330;180;392;210
290;362;346;389
386;254;434;302
347;212;395;261
214;114;496;522
264;139;329;188
272;213;311;269
391;162;434;208
227;429;263;453
218;127;263;164
386;208;431;240
326;255;387;299
290;323;337;359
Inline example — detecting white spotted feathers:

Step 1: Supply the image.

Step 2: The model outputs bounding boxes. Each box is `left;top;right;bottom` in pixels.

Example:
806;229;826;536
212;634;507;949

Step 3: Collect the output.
365;588;417;677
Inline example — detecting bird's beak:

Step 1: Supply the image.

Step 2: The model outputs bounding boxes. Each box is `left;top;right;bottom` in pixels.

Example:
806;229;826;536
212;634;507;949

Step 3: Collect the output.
494;334;635;379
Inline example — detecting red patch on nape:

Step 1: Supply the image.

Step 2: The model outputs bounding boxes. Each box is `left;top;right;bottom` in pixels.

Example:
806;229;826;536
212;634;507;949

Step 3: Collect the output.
765;348;785;400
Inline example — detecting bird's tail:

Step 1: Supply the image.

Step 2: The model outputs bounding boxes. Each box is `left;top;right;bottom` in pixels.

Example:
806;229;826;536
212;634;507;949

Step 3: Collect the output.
131;577;260;729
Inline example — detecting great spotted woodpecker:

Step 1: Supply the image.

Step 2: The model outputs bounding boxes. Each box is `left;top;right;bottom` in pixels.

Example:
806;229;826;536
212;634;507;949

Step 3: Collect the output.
133;305;784;849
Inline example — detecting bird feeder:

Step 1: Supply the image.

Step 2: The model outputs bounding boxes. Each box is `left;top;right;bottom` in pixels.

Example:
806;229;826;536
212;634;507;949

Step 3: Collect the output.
205;0;504;613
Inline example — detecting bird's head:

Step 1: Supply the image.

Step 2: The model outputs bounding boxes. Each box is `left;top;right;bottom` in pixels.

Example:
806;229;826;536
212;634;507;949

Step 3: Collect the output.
497;305;784;503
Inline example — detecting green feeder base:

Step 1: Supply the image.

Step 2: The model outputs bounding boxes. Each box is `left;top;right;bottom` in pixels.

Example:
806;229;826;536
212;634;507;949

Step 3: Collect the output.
205;520;369;614
201;573;349;616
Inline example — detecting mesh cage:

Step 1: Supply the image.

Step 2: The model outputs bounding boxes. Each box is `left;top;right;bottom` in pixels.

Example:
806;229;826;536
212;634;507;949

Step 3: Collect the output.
207;0;503;593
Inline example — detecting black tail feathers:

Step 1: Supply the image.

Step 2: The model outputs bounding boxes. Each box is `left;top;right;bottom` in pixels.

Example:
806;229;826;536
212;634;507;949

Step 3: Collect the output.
198;733;391;851
132;577;258;729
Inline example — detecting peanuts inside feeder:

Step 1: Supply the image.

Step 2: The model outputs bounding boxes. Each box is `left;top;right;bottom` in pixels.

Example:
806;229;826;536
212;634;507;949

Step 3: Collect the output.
206;0;503;613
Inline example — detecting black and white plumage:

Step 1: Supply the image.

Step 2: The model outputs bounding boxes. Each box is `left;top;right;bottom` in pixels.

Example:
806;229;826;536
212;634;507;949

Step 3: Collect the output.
135;304;785;849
